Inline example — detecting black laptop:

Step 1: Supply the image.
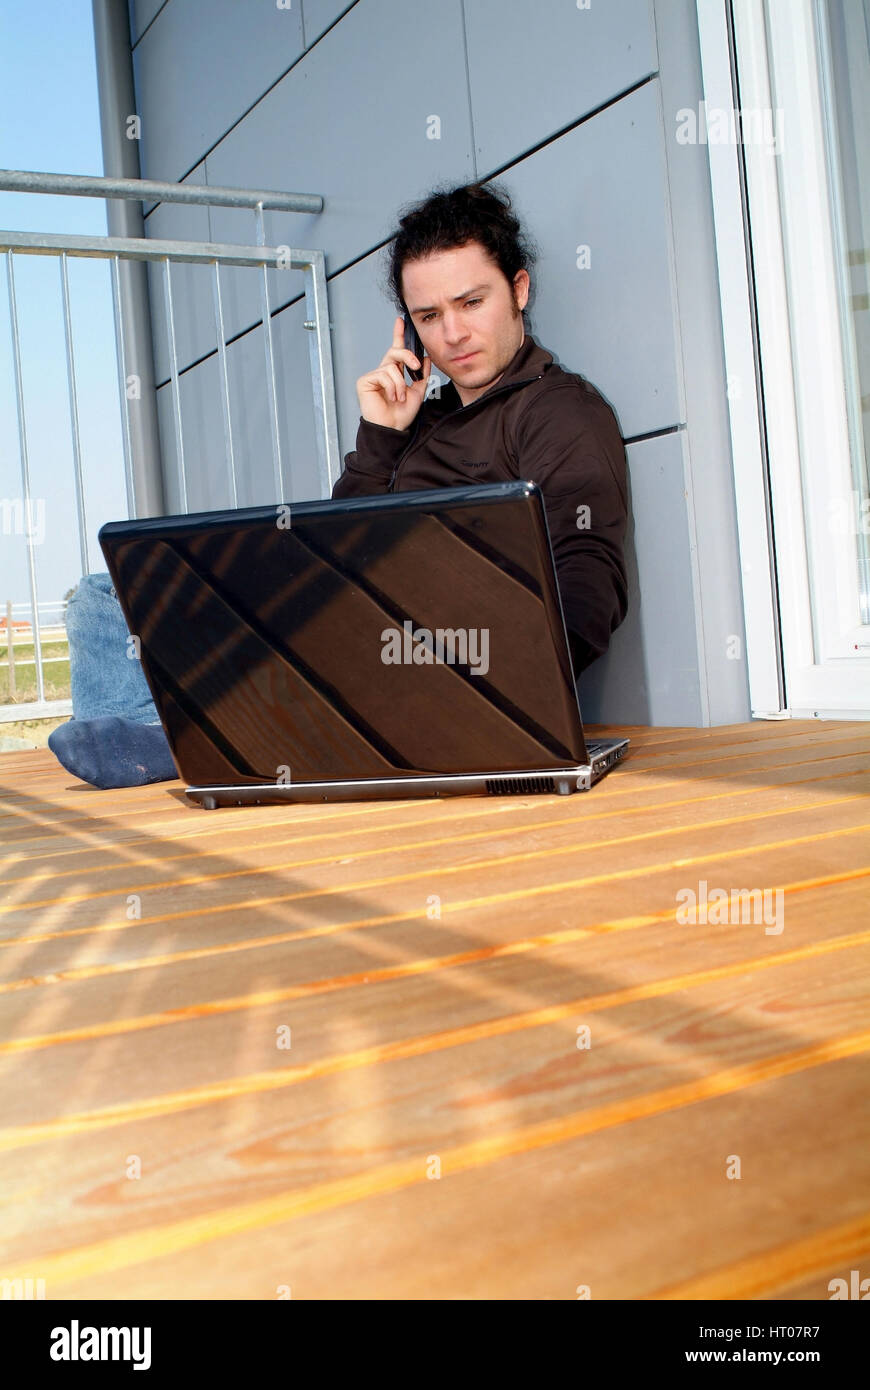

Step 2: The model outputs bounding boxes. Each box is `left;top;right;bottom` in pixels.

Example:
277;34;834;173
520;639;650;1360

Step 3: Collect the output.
98;481;628;808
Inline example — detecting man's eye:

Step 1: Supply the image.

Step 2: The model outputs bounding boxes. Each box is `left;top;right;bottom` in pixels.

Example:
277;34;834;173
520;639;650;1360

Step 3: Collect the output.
421;313;435;323
466;299;482;307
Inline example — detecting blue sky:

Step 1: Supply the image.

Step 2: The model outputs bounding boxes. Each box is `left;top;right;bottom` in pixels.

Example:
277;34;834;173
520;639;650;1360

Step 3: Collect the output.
0;2;128;612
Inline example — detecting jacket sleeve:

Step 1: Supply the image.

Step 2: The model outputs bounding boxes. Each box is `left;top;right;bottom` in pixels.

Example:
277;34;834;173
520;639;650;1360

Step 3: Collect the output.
331;417;412;498
513;383;629;675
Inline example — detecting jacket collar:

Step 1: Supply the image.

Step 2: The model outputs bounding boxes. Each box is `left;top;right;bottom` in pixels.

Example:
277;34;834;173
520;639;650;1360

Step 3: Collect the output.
496;332;554;386
427;333;553;416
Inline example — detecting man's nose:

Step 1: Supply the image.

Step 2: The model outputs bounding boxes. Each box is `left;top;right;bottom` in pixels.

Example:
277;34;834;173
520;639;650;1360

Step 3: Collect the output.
442;312;469;344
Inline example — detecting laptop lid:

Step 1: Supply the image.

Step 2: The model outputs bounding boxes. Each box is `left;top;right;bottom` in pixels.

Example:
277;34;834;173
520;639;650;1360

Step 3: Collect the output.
98;481;589;787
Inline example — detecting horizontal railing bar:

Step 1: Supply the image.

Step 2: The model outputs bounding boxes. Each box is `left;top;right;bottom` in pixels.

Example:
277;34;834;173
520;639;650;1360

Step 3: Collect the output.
0;228;316;269
0;169;322;213
0;699;72;724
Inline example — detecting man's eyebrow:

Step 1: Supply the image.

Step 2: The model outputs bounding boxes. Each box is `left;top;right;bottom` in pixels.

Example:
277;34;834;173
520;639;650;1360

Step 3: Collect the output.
409;283;490;315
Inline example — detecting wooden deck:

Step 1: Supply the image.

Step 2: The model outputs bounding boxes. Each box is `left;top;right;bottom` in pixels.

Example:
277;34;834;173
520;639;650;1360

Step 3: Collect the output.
0;719;868;1301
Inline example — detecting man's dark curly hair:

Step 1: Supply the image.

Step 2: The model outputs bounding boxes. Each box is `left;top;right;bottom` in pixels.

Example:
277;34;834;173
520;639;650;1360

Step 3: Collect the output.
386;181;537;313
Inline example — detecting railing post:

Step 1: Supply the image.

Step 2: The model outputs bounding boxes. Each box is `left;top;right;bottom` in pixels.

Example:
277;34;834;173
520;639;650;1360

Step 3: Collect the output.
211;260;238;507
5;602;15;702
304;251;340;496
92;0;165;521
6;251;45;705
59;251;90;576
162;257;188;511
254;203;285;502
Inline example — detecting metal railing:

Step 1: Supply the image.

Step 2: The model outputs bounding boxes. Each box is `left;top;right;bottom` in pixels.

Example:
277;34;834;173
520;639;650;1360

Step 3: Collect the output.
2;602;67;709
0;169;339;720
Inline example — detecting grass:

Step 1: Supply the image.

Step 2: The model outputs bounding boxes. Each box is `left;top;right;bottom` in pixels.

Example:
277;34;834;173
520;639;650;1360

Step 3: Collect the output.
0;716;68;748
0;642;69;661
0;625;72;713
0;663;71;704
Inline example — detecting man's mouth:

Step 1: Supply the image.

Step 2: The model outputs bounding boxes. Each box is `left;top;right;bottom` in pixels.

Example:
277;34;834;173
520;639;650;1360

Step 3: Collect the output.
451;351;478;364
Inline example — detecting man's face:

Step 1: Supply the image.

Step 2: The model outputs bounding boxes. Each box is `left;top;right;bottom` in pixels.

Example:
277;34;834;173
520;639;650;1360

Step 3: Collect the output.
402;241;530;406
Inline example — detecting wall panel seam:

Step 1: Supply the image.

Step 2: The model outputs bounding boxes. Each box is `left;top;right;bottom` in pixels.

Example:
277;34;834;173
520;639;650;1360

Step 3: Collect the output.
458;0;478;181
138;1;363;200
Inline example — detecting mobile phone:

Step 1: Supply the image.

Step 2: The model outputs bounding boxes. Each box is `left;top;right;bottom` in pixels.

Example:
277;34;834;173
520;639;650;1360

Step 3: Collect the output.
402;309;425;382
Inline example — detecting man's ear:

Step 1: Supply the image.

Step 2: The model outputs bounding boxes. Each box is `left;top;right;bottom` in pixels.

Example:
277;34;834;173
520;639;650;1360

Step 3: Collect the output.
513;269;531;312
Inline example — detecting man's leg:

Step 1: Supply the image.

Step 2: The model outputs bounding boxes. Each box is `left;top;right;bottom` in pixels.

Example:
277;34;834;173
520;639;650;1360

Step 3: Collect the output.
48;574;176;789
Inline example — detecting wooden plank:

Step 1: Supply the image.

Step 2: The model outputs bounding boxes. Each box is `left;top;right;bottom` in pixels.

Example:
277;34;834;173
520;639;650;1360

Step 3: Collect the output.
3;756;861;895
1;724;868;1300
1;1040;868;1298
1;885;867;1124
3;749;868;877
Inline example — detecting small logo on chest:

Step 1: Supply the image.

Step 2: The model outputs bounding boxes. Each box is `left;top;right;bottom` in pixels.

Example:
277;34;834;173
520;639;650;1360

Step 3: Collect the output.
461;459;489;469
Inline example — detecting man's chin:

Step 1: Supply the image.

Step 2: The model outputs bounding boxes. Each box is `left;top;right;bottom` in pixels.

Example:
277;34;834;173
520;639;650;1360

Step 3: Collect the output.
446;360;495;386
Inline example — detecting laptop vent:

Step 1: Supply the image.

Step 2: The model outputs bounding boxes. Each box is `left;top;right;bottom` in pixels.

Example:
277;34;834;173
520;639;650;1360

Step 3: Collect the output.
485;775;556;796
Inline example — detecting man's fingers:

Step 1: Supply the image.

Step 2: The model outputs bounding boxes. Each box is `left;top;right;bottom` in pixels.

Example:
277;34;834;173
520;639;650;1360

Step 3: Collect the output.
409;353;432;392
361;362;407;400
373;364;406;402
392;315;406;349
388;362;407;399
371;369;398;403
381;346;420;371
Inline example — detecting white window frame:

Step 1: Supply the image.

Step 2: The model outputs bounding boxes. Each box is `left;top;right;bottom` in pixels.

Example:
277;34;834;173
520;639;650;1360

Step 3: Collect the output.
697;0;870;718
696;0;786;717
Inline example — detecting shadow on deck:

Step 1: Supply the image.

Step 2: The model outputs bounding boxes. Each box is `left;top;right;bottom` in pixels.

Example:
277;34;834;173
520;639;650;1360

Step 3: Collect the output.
0;718;868;1299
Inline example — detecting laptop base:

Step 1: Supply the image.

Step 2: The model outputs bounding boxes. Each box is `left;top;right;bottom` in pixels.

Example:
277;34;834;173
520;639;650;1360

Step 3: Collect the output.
185;739;629;809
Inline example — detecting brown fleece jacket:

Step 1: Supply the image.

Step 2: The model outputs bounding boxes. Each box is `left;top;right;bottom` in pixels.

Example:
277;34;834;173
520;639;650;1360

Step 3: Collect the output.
332;333;629;675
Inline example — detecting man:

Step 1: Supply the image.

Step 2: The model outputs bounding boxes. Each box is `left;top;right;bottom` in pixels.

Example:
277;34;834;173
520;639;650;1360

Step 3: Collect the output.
332;181;629;676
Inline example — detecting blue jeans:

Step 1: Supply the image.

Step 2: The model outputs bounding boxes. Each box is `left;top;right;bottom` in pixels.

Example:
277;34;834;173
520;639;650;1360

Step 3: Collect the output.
66;573;161;724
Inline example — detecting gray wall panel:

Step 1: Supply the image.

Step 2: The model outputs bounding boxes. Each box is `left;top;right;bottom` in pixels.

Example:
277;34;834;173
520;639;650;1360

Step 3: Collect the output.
156;354;225;515
157;296;322;514
324;251;393;464
143;163;213;382
197;193;309;356
652;0;750;723
205;0;475;311
502;82;683;441
277;298;324;504
129;0;165;46
301;0;356;46
127;0;751;726
300;84;683;463
465;0;659;175
226;301;322;507
578;431;703;727
132;0;304;182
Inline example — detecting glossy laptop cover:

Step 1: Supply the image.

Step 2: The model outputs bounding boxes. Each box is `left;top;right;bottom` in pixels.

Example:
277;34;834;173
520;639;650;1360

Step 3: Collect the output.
98;482;594;792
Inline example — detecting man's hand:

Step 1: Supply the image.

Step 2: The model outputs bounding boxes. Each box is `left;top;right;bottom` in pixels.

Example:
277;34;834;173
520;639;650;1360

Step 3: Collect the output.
356;315;432;430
